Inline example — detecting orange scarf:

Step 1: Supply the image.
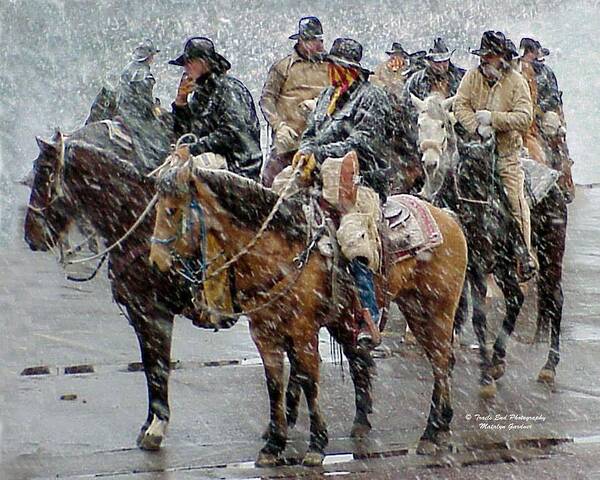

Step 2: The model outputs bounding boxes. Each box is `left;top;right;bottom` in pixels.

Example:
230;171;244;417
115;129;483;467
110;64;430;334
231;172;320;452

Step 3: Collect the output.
327;63;360;115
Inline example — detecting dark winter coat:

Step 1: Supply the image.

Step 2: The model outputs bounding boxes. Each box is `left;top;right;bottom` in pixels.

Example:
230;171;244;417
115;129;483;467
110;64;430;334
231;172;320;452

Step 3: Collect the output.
172;72;263;180
117;60;171;171
300;79;391;198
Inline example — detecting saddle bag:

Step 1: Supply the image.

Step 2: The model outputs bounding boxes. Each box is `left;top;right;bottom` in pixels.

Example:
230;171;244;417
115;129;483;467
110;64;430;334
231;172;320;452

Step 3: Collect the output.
321;151;360;213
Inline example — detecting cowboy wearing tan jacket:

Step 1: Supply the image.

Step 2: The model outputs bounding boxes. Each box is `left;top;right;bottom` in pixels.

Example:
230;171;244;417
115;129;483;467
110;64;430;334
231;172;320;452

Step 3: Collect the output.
454;31;536;279
259;16;329;187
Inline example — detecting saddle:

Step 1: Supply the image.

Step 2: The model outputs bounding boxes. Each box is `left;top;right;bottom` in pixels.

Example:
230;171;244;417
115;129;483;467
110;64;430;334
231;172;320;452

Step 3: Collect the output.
381;194;444;263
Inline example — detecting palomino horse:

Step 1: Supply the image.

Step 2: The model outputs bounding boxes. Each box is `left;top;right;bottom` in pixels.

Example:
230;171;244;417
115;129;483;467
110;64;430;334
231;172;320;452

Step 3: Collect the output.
412;93;567;396
23;125;203;451
149;165;468;466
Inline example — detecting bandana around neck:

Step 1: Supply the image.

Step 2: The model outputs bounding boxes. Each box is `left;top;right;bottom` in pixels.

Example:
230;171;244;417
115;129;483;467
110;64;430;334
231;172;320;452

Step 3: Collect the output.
327;63;360;115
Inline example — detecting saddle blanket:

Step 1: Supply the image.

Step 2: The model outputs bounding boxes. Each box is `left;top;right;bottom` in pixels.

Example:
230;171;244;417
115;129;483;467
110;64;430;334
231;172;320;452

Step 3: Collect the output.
383;194;443;264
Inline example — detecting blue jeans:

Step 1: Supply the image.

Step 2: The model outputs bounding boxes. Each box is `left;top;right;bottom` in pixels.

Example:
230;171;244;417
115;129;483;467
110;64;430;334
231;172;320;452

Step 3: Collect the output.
349;258;379;323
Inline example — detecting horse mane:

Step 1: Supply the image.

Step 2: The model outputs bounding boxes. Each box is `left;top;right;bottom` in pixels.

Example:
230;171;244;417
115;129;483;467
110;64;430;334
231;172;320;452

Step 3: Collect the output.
159;168;309;242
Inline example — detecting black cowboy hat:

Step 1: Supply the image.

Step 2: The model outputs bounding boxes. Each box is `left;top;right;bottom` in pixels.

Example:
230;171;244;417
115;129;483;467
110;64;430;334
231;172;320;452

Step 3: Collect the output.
132;38;160;62
326;37;373;75
168;37;231;72
505;38;519;59
425;37;455;62
385;42;410;56
470;30;508;56
520;37;550;58
289;16;323;40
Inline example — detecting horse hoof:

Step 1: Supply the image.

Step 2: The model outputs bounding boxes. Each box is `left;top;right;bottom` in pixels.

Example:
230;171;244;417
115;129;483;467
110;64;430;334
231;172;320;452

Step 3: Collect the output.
255;451;281;468
416;439;439;455
136;415;167;451
479;381;497;399
490;363;506;381
537;368;555;385
302;450;325;467
350;421;371;438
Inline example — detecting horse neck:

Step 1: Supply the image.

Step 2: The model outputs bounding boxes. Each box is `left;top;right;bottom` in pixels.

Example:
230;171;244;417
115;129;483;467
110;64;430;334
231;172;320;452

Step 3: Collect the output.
64;131;154;246
192;180;310;289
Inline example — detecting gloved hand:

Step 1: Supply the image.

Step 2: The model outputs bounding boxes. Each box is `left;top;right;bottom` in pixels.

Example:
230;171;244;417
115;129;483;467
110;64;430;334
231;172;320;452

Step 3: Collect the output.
298;98;317;118
274;123;299;153
477;125;494;140
176;144;190;159
475;110;492;126
291;151;317;182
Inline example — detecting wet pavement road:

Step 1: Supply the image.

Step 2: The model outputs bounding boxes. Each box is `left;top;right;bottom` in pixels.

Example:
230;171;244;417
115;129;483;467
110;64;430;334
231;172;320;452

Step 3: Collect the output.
2;187;600;479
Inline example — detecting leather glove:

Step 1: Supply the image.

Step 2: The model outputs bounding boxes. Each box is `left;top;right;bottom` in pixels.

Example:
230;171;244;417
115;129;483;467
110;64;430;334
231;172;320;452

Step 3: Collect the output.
292;151;317;182
274;123;299;153
477;125;493;140
475;110;492;126
298;99;317;118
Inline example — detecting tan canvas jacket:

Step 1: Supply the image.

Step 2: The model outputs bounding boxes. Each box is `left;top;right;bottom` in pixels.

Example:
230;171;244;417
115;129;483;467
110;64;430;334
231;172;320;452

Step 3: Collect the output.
259;49;328;141
454;66;533;157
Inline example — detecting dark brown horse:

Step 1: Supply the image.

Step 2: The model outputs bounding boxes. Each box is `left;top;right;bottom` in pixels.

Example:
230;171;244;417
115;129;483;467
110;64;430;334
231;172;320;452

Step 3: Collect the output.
149;165;468;466
22;125;378;455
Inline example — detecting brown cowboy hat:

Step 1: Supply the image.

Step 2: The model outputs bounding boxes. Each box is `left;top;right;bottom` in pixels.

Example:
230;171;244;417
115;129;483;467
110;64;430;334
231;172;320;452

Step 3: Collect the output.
326;37;373;75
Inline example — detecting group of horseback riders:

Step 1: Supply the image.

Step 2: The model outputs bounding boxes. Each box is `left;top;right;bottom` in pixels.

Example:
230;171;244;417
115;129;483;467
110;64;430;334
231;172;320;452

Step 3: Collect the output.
101;16;574;348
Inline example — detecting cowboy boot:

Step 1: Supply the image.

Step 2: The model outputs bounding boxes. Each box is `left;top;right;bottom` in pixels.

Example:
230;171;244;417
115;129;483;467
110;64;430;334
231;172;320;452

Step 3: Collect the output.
357;308;382;349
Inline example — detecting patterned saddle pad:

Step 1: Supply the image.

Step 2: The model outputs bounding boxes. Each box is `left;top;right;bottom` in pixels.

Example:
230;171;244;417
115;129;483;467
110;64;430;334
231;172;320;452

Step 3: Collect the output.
382;194;443;263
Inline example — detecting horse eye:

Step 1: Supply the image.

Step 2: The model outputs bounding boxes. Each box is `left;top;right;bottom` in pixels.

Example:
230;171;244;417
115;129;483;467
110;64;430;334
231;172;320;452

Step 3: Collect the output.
165;208;177;216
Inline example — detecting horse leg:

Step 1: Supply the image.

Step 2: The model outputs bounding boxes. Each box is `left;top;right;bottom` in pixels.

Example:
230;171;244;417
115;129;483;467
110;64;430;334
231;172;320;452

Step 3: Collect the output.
415;314;454;454
254;338;287;467
490;267;524;381
285;361;302;429
346;344;374;438
399;295;454;454
536;198;566;385
292;337;328;467
453;280;470;342
469;267;496;398
128;306;173;450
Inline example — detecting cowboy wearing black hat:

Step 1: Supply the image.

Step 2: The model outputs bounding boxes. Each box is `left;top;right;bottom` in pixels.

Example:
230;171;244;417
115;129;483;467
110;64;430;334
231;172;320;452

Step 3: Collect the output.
404;37;465;102
259;16;329;187
372;42;413;92
454;30;537;280
293;37;392;349
170;36;262;180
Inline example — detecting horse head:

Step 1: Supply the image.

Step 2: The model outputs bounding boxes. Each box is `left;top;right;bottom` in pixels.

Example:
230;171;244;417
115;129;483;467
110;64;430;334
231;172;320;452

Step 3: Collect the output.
411;93;457;201
24;130;73;251
85;86;118;125
149;165;196;272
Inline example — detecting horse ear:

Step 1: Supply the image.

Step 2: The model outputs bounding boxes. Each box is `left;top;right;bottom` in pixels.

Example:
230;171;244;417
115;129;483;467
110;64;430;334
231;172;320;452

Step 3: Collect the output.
35;136;55;152
442;96;455;111
410;93;426;112
50;129;63;145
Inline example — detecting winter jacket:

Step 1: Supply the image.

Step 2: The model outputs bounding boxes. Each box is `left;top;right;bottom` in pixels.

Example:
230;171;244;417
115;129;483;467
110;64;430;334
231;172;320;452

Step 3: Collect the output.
454;66;533;158
300;79;391;197
259;47;329;146
404;62;465;101
172;72;263;180
117;61;171;171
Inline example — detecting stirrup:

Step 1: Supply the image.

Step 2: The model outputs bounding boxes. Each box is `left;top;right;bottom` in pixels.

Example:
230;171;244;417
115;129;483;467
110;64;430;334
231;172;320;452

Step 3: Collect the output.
357;309;382;349
517;256;537;282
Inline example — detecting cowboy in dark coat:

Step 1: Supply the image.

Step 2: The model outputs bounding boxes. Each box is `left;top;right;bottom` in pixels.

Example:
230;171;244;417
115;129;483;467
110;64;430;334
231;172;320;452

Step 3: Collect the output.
171;37;262;180
116;39;171;171
294;38;391;348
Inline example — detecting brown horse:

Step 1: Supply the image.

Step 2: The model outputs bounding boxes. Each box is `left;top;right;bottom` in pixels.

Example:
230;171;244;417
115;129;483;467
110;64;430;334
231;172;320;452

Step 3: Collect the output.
149;165;468;466
23;125;211;451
